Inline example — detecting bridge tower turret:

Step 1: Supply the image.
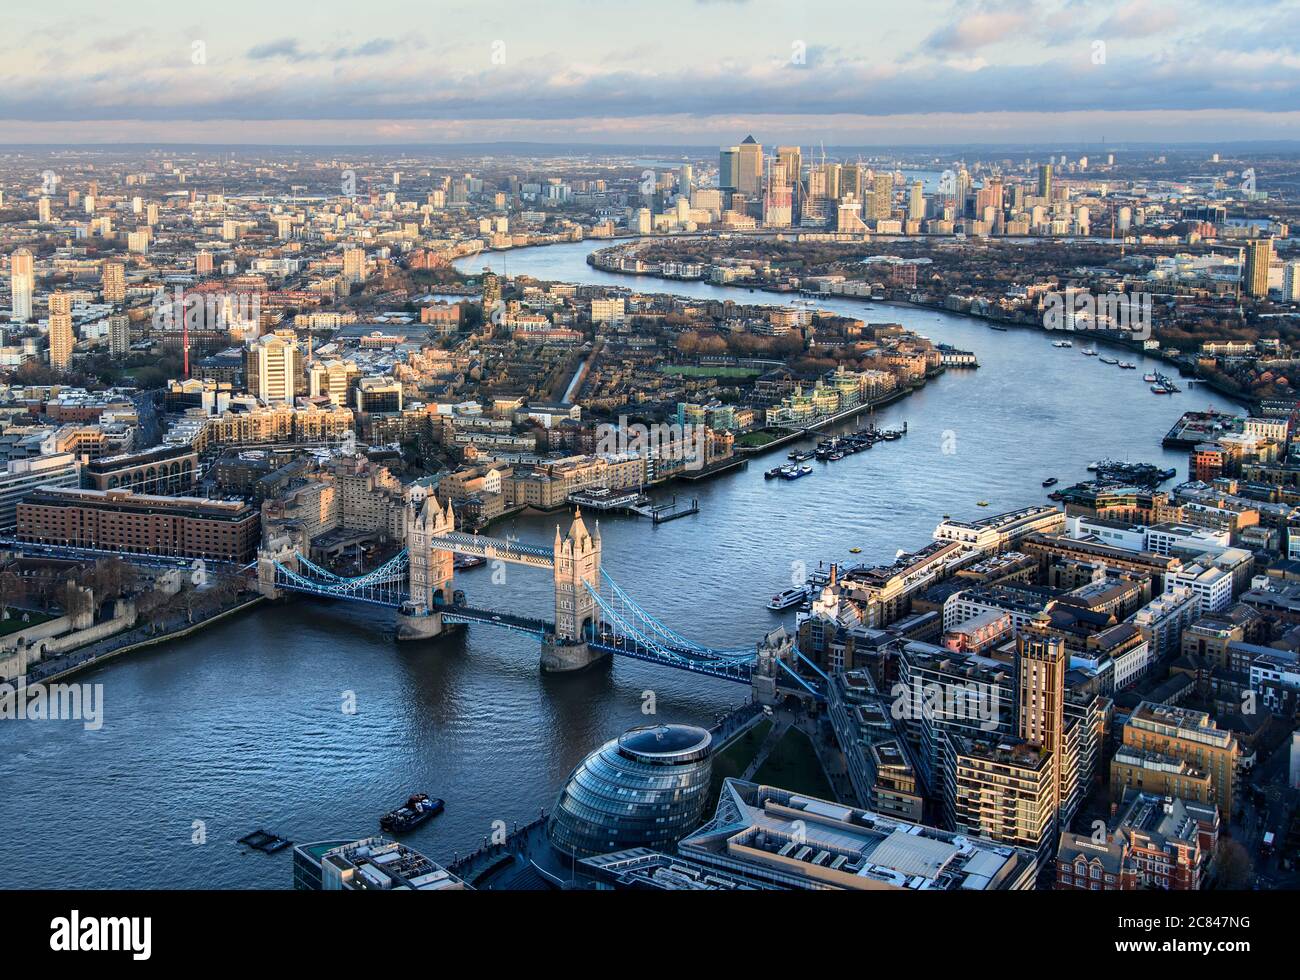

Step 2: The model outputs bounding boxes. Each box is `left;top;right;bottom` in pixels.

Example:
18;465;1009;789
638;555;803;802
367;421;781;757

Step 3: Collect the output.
553;507;601;640
397;496;456;640
542;507;607;673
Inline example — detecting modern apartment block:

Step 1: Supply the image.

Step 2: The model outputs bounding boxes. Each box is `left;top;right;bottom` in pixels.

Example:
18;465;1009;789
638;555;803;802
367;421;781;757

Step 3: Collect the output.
944;736;1059;866
1109;701;1241;820
0;452;80;529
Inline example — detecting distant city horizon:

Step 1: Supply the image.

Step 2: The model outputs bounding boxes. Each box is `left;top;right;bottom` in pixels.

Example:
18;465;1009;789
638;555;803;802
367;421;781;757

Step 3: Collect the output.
3;0;1298;146
2;139;1300;153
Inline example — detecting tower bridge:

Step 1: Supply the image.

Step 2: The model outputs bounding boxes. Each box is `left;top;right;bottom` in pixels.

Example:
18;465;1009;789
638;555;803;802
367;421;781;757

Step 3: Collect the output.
257;496;826;693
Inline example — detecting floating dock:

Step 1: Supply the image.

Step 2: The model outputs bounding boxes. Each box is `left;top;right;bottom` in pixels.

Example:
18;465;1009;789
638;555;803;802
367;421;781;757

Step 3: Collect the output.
239;829;293;853
630;496;700;524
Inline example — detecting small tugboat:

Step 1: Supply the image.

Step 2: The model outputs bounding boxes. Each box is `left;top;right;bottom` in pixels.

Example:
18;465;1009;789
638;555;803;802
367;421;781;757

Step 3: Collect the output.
767;587;808;611
380;793;444;833
1042;477;1058;487
764;467;783;479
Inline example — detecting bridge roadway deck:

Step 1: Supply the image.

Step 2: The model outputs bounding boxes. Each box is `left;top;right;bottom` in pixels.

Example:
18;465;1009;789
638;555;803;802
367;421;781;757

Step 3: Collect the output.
425;532;555;568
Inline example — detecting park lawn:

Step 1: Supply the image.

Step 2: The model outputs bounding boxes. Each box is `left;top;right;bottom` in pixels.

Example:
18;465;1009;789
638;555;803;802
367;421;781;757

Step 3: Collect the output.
750;727;835;800
736;430;778;448
707;718;772;804
0;608;57;637
658;365;761;379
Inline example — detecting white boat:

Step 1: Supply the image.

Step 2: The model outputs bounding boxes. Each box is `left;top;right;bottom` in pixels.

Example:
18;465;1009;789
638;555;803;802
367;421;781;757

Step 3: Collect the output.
1052;340;1073;348
1081;348;1098;356
767;587;808;611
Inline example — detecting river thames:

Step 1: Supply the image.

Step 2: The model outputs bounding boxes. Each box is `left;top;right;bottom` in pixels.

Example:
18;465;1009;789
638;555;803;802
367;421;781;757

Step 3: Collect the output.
0;241;1241;888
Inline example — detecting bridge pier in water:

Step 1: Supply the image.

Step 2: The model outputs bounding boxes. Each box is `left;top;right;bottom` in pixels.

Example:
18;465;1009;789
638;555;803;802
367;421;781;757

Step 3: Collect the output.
395;608;450;641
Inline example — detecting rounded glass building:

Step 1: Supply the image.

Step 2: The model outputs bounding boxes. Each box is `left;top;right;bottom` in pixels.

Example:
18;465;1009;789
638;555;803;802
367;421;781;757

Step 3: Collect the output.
548;724;714;859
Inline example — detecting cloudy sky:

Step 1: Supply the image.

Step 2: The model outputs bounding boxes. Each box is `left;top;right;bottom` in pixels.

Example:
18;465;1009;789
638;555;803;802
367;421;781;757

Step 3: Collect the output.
1;0;1297;145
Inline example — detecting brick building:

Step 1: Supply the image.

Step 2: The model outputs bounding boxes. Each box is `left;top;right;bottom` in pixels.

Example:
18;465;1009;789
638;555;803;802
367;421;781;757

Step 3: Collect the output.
17;487;259;563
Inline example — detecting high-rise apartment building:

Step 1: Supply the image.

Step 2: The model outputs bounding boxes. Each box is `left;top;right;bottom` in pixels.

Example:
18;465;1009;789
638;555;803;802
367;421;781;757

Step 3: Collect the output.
108;314;131;358
47;291;74;370
10;247;33;321
908;180;925;223
342;246;367;286
946;735;1058;865
868;171;893;222
976;180;1003;216
1243;238;1273;299
480;270;501;315
101;261;126;303
776;146;802;217
1037;163;1053;199
1284;261;1300;302
1018;629;1067;815
821;162;841;203
839;163;863;201
763;160;792;228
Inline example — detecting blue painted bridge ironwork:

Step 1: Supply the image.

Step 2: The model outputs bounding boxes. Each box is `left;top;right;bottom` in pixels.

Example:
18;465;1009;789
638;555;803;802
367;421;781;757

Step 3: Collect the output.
269;542;825;694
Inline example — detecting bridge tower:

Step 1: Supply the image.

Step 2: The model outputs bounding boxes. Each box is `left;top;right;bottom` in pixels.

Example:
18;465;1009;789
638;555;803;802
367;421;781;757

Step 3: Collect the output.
257;535;301;599
542;508;608;673
396;496;456;640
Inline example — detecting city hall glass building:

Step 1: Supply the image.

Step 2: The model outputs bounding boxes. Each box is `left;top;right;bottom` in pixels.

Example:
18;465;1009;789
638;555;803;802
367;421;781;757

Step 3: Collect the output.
548;724;714;859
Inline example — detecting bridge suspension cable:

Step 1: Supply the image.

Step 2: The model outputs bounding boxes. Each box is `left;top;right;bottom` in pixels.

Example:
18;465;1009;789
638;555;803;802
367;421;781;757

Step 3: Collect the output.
585;579;756;668
598;570;755;658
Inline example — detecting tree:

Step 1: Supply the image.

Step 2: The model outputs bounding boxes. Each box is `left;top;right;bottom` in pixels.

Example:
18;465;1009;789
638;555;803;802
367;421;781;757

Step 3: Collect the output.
89;557;135;604
0;566;22;613
1212;838;1253;890
62;581;94;621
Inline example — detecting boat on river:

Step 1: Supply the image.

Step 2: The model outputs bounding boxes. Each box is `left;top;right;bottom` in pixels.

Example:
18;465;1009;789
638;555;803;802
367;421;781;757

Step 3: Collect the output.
380;794;444;833
767;587;808;611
